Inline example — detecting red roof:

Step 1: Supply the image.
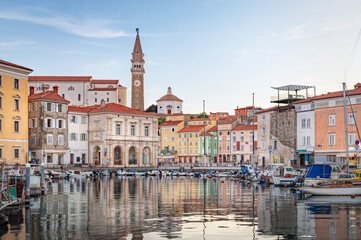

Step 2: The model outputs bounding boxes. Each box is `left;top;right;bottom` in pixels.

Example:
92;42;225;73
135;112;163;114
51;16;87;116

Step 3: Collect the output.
208;126;218;132
232;125;257;131
28;91;70;102
218;115;237;124
255;106;278;114
294;85;361;104
160;121;183;126
68;105;97;113
88;88;117;91
167;113;183;116
0;59;32;71
200;132;214;137
88;103;157;116
91;80;119;84
178;125;205;133
29;76;92;82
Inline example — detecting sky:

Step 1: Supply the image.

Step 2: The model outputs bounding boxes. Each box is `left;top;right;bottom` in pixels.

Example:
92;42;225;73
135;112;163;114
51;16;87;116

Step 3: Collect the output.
1;0;361;114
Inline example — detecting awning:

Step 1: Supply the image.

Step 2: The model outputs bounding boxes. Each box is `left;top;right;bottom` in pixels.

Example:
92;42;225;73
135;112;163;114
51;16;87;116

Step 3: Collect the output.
336;153;359;158
297;151;313;154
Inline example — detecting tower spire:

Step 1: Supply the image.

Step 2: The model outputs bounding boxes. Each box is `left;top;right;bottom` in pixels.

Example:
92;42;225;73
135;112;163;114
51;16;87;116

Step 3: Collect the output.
131;28;145;111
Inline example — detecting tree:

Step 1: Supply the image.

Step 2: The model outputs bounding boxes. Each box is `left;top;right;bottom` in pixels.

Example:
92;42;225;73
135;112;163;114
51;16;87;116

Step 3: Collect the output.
197;112;209;119
145;104;157;113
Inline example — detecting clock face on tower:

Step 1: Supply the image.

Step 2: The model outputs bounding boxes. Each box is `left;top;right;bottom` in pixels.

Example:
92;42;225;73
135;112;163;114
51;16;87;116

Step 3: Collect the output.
134;80;141;87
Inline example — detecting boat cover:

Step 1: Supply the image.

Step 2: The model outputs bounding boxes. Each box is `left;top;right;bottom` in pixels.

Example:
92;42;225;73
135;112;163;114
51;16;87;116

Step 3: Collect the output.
305;164;332;179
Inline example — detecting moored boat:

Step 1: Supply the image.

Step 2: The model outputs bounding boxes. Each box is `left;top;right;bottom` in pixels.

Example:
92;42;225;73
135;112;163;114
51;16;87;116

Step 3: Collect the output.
299;180;361;196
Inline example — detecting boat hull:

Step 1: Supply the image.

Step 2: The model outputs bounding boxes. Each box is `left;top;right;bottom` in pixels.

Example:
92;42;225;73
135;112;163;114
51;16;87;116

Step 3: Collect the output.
299;186;361;196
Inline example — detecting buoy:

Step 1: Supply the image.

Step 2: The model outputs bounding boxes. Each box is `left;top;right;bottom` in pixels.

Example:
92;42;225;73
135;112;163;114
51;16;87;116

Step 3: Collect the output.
222;180;224;183
230;179;233;181
89;177;92;180
247;181;251;185
134;175;137;178
241;180;243;183
351;194;356;199
284;185;287;188
163;175;165;178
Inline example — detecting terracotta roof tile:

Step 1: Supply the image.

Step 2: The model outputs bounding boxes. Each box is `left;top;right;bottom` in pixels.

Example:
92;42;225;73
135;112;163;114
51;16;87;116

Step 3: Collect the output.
88;88;117;91
208;126;218;132
29;76;92;82
255;106;278;114
28;91;70;102
200;132;214;137
156;94;183;102
189;118;212;122
91;80;119;84
89;103;157;116
160;121;183;126
0;59;32;71
232;125;257;131
68;105;98;113
167;113;184;116
178;125;205;133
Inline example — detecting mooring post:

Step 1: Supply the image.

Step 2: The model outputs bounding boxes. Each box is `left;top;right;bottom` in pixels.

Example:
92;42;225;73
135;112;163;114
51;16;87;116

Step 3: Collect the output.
25;163;30;199
40;163;45;195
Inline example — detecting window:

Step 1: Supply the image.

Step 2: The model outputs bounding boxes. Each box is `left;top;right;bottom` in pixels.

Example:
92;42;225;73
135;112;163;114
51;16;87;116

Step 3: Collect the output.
14;120;19;132
233;145;236;151
57;104;62;112
349;133;356;145
233;136;236;142
0;118;2;131
306;119;311;128
184;133;187;138
329;133;335;145
262;127;266;136
46;119;52;128
179;141;181;146
190;133;193;138
68;86;74;91
349;112;356;125
327;155;336;163
171;136;175;142
31;103;36;111
81;133;87;141
58;120;63;128
307;136;311;146
190;140;193;146
47;135;53;145
195;133;198;137
14;148;19;159
131;125;135;136
0;75;2;86
227;146;230;150
302;136;306;146
240;136;244;142
62;94;65;98
227;138;230;142
116;124;121;135
46;103;52;111
145;126;149;136
14;79;19;89
58;135;64;145
329;115;335;126
164;129;167;133
274;141;277;150
81;116;86;124
107;98;109;102
70;116;76;123
30;135;36;145
171;128;175;132
70;133;77;141
95;98;97;103
195;141;198;146
301;119;306;128
178;134;181;138
241;145;244;151
77;94;81;101
250;145;253;151
0;96;2;109
195;149;198;154
184;141;187;146
329;100;336;107
190;149;193;154
262;141;266;150
31;119;36;128
14;99;19;111
184;149;187;154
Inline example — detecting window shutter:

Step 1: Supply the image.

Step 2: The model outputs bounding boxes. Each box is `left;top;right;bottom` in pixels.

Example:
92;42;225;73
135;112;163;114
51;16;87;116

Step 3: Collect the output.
63;121;66;129
43;102;46;111
28;119;31;128
55;119;58;128
63;104;66;112
51;103;55;112
35;119;37;128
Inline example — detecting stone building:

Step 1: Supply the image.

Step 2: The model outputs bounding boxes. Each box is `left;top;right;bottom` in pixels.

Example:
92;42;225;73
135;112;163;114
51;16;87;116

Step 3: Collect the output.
86;101;158;167
28;85;70;165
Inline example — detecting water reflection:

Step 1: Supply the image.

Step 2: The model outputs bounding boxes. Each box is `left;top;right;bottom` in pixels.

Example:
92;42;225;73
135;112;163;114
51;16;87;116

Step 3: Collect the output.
0;177;361;239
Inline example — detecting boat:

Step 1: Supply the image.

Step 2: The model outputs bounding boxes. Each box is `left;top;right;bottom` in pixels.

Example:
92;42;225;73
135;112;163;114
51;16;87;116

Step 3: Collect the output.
45;170;66;179
303;164;354;187
259;164;299;186
66;170;89;179
299;180;361;196
116;169;127;176
146;170;160;176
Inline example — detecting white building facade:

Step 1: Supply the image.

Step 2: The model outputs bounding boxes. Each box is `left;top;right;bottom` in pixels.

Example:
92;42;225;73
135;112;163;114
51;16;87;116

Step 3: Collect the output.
68;106;90;165
156;87;183;114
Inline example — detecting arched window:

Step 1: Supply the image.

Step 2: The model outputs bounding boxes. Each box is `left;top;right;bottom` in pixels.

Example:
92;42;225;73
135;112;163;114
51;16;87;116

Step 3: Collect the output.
68;86;74;91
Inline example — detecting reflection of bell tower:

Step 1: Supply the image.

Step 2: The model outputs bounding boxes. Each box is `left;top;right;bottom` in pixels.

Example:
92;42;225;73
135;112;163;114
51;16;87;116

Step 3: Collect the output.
131;28;145;111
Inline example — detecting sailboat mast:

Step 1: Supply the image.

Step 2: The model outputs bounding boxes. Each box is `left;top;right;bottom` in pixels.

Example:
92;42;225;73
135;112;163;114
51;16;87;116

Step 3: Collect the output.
342;82;349;173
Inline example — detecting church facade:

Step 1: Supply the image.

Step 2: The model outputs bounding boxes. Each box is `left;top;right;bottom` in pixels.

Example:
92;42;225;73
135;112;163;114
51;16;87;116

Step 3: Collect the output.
157;87;183;114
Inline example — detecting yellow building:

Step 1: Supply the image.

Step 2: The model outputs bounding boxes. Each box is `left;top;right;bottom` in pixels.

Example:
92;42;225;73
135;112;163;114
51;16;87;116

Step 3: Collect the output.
0;59;33;164
187;118;216;128
178;125;206;165
159;114;185;164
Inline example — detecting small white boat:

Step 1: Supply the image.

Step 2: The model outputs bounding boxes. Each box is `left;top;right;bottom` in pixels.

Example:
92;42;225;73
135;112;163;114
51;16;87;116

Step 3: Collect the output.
147;170;160;176
116;169;127;176
299;181;361;196
46;170;66;179
259;164;298;186
66;170;89;179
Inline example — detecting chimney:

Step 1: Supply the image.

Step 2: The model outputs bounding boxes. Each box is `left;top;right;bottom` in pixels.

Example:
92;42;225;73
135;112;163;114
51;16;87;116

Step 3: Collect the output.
53;86;59;94
42;83;50;92
100;99;106;108
29;86;34;95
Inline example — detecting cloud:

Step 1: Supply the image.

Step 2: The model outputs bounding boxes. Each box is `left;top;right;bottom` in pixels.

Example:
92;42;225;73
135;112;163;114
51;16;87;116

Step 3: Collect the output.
283;22;315;40
0;40;34;47
0;10;130;38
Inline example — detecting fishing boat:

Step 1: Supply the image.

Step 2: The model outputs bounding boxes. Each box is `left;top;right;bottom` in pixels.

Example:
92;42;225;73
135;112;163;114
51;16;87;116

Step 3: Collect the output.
303;164;353;187
259;164;299;186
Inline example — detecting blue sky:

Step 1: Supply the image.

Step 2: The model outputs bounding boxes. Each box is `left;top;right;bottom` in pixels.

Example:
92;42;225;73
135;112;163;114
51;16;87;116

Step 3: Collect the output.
1;0;361;113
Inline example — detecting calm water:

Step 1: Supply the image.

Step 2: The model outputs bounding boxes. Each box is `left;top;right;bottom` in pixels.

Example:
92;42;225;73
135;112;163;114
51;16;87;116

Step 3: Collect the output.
1;177;361;240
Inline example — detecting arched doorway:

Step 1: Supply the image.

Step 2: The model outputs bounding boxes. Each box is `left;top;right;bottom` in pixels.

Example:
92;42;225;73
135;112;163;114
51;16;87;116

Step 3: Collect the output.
143;147;150;165
232;155;237;162
114;146;122;165
227;154;230;163
218;154;222;163
94;146;101;165
129;147;137;165
223;155;226;163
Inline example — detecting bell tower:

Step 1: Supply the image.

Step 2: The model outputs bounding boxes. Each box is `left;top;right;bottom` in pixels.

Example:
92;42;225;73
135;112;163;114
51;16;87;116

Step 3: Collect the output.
131;28;145;111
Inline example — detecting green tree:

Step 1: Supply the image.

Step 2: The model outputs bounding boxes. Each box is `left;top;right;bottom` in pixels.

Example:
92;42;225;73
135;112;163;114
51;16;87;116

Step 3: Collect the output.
145;104;157;113
197;112;209;119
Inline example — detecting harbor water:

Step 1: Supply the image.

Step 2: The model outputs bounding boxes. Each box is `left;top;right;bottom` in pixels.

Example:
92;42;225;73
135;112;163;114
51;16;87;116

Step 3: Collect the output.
1;176;361;239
